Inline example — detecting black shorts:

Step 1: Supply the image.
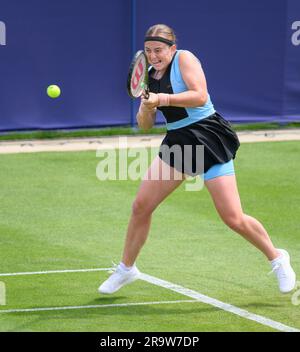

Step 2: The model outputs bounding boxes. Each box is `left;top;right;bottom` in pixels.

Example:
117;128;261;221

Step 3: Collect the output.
158;112;240;176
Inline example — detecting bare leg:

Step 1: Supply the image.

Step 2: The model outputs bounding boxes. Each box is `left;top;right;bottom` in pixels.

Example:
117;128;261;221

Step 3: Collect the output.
205;175;279;261
122;156;184;266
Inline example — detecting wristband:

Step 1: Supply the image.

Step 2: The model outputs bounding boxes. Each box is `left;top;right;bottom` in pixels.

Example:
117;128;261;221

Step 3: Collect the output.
157;93;170;107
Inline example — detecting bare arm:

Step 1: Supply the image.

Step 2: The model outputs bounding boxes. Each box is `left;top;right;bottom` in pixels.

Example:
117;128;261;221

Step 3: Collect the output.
136;93;157;131
169;50;208;107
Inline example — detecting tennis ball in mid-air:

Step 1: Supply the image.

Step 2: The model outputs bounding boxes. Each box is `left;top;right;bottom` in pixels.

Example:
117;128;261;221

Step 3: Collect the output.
47;85;61;98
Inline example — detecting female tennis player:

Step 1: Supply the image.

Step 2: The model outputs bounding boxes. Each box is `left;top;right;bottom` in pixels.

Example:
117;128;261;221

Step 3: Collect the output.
99;24;296;295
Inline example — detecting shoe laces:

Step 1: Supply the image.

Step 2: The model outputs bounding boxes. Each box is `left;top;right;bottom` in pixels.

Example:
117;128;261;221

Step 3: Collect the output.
268;261;287;279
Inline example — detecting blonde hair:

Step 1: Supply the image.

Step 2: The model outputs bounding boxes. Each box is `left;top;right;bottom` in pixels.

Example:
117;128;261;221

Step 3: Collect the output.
145;24;177;44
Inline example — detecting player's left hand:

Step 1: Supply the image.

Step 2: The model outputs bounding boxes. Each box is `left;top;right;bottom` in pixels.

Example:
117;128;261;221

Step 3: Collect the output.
141;92;159;109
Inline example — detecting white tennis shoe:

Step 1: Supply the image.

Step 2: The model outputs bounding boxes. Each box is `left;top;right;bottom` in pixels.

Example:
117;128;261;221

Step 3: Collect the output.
270;249;296;293
98;263;140;294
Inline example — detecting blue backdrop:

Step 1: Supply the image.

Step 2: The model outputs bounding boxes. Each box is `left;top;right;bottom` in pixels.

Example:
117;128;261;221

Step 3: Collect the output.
0;0;299;131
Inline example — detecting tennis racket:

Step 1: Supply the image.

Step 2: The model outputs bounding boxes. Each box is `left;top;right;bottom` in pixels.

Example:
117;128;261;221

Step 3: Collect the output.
127;50;149;99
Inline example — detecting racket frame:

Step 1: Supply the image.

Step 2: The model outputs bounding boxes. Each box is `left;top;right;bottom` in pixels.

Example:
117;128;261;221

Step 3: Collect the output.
127;50;149;99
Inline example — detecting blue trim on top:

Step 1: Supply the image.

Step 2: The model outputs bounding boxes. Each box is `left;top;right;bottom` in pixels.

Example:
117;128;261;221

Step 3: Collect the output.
130;0;137;128
167;50;215;130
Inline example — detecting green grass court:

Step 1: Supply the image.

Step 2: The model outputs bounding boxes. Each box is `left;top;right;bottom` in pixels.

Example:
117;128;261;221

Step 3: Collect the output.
0;141;299;332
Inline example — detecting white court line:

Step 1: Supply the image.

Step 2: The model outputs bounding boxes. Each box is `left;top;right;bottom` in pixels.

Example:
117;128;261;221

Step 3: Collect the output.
0;267;299;332
0;268;110;277
140;273;300;333
0;300;197;314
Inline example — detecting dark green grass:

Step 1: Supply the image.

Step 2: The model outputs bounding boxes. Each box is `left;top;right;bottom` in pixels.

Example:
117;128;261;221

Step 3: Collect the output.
0;141;299;331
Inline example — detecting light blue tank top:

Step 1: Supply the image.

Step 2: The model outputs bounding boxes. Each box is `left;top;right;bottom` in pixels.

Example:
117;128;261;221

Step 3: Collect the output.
167;50;215;130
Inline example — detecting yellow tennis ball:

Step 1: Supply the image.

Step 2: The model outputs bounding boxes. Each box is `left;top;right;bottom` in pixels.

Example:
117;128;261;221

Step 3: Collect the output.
47;85;61;98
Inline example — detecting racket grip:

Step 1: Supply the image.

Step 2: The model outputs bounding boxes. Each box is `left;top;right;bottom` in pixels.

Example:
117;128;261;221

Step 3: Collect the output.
144;88;150;99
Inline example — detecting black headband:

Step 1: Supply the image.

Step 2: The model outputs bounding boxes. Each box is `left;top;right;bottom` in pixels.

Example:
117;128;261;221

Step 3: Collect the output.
144;36;175;46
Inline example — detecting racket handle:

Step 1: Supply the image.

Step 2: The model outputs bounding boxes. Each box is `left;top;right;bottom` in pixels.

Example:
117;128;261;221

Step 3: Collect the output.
144;88;150;100
141;81;149;99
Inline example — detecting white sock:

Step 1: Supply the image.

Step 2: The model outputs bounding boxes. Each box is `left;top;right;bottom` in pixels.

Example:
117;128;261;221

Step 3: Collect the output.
119;262;133;271
270;251;283;265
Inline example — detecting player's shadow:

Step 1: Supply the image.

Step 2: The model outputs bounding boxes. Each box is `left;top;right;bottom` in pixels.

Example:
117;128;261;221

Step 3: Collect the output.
61;298;221;317
4;297;285;332
237;302;283;309
90;295;129;305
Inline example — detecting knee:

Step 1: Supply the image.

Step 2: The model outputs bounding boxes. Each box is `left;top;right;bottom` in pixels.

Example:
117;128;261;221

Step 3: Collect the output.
222;213;245;232
132;197;155;217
